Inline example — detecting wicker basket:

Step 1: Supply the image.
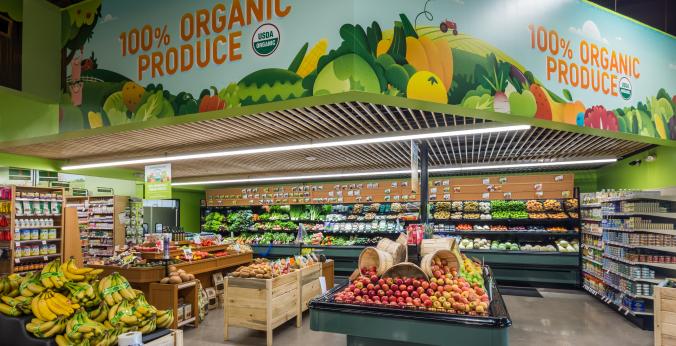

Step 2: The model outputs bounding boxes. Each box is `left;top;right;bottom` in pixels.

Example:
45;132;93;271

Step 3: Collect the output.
420;249;461;278
381;262;429;280
376;238;407;264
358;247;394;276
420;238;458;256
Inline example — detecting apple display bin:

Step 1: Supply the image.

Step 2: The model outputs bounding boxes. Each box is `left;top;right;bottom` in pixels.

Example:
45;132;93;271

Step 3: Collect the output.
309;268;511;346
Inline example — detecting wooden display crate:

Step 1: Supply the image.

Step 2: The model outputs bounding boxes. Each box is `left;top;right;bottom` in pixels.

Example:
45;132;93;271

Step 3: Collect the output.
655;284;676;346
149;280;200;330
300;263;322;312
224;270;301;346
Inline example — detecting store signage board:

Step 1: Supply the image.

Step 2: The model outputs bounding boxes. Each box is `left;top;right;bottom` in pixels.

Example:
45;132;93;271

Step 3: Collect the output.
60;0;675;141
144;163;172;199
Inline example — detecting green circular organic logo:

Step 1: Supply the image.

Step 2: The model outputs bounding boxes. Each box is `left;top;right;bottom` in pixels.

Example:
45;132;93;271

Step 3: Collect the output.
252;23;280;57
619;77;632;100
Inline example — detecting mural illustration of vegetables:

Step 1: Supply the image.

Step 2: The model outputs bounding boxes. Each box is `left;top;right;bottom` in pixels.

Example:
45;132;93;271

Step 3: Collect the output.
59;6;675;142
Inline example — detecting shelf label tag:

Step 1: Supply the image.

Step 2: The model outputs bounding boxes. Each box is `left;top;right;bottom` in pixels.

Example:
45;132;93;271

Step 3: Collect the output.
15;241;19;247
42;241;46;245
14;258;19;264
43;256;49;261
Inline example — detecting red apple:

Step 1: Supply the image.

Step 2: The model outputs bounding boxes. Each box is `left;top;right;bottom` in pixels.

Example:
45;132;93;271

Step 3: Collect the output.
395;278;404;286
420;294;429;301
424;299;433;308
430;282;438;291
382;284;389;291
416;287;425;295
374;284;381;291
413;298;422;307
361;288;368;295
401;291;409;298
389;296;397;303
399;284;407;291
377;290;385;297
368;290;376;297
444;285;453;292
370;275;379;283
404;278;412;286
394;291;401;297
411;291;420;299
386;289;393;296
412;279;421;287
421;281;430;290
426;288;435;296
367;283;375;291
405;297;413;303
378;279;385;286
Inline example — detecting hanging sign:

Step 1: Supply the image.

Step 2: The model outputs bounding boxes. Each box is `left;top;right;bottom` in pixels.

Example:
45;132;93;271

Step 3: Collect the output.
144;163;172;199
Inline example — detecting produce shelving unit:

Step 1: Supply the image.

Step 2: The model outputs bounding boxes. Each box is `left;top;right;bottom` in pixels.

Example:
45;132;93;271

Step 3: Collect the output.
430;197;582;286
309;268;511;346
581;190;676;330
0;186;65;274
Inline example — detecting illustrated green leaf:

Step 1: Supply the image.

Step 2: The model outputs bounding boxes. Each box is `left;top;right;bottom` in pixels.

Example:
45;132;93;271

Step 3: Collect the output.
102;91;128;126
134;91;163;121
562;89;573;102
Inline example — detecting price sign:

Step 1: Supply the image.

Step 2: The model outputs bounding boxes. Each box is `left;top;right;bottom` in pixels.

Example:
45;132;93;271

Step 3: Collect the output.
182;248;193;261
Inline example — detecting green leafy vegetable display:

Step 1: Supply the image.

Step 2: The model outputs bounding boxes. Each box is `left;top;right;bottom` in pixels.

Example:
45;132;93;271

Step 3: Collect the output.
203;212;225;232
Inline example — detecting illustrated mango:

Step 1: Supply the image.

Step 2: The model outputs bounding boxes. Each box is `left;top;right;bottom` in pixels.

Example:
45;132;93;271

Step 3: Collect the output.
407;71;447;103
561;101;586;125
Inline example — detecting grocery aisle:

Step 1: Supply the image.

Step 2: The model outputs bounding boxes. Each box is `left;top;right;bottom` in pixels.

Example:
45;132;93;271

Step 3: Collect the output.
184;288;652;346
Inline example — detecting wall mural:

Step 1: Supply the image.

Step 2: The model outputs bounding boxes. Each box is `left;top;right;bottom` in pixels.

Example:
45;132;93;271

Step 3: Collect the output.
59;0;676;140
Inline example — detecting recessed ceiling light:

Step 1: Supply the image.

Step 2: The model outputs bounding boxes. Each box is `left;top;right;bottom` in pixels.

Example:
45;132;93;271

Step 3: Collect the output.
305;156;317;161
171;158;616;186
61;124;530;170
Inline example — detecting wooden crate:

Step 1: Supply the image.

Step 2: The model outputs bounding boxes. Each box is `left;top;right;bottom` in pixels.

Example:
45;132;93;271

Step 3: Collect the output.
149;280;200;330
656;284;676;346
300;263;322;312
224;271;301;346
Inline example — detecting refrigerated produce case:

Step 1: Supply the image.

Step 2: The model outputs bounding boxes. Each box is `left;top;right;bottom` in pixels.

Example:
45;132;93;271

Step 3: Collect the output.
309;267;511;346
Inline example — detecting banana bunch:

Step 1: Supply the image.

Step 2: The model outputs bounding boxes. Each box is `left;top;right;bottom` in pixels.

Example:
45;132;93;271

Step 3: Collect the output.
1;294;33;315
31;290;79;321
133;294;158;318
19;272;46;297
0;273;24;297
0;301;22;316
26;316;67;338
138;315;156;334
60;257;103;282
107;299;138;327
98;272;136;306
64;281;100;308
61;309;106;344
156;309;174;329
40;258;67;289
86;300;109;323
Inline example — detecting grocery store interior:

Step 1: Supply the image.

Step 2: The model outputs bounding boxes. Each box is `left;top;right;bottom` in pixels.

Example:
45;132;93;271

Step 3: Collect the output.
1;0;675;345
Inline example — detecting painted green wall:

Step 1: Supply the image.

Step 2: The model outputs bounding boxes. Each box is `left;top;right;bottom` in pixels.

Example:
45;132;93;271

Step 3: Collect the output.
0;88;59;142
173;189;204;232
597;146;676;190
22;0;61;102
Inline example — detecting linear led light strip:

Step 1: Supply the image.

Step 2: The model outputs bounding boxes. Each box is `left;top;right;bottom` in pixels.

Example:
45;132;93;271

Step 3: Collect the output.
171;158;617;186
61;125;531;170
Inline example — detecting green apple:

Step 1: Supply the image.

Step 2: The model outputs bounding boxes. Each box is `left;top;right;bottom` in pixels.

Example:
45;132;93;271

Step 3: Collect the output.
508;90;537;117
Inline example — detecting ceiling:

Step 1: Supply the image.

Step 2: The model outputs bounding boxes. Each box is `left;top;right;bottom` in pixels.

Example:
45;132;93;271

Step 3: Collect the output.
0;101;653;184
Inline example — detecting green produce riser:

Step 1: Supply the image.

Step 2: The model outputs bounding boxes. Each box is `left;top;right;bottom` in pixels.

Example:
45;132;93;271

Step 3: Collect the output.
310;309;509;346
464;251;580;286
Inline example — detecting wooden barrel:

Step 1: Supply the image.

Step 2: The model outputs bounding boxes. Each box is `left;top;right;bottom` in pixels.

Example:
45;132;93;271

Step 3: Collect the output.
376;238;407;264
419;238;458;256
382;262;429;280
395;233;408;262
358;247;394;275
420;249;462;278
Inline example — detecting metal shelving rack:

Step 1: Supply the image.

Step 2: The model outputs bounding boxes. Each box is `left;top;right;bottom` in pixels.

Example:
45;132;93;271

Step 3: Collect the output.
0;186;65;274
582;190;676;330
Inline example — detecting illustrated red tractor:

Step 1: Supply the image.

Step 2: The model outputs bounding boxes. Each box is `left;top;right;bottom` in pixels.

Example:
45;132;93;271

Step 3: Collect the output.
439;19;458;35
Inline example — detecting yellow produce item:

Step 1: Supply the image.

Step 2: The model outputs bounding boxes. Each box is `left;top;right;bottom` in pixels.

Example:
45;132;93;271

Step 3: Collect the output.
407;71;448;104
376;38;392;57
418;37;445;86
87;112;103;129
297;38;328;78
561;101;585;125
433;39;453;91
405;37;429;72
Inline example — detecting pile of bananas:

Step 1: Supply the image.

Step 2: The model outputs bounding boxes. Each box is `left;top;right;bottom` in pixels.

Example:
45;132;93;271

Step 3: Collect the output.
0;257;176;345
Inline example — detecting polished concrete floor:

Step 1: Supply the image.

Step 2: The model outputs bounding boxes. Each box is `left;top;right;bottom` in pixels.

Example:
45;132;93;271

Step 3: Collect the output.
184;288;652;345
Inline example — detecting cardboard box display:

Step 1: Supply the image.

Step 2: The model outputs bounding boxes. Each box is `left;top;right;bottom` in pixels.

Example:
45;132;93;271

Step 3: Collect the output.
184;303;193;320
177;305;185;322
205;287;218;310
212;272;225;291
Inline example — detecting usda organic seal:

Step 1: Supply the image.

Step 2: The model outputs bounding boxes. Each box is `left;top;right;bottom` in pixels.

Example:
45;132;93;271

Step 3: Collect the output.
252;23;280;56
619;77;632;100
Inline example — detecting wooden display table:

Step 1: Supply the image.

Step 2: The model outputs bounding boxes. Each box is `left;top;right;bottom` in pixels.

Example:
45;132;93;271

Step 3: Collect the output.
224;270;302;346
90;252;253;295
149;280;200;330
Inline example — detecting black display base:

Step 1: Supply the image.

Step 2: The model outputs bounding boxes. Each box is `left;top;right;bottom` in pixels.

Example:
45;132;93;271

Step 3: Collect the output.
0;313;173;346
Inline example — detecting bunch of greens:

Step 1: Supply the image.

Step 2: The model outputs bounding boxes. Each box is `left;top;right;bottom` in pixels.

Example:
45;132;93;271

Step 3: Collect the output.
490;200;526;212
203;212;225;232
226;210;253;233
